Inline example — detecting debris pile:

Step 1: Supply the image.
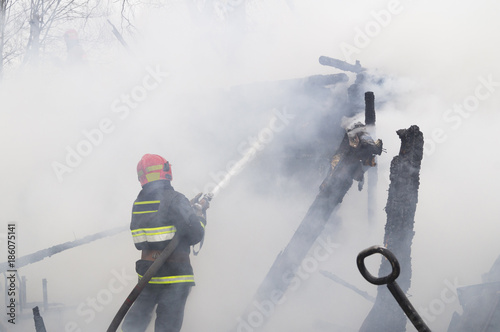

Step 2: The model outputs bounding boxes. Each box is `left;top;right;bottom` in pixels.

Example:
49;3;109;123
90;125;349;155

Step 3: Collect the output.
236;121;383;330
448;255;500;331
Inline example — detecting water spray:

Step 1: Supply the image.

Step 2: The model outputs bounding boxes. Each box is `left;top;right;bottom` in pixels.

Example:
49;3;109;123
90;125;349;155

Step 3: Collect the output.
210;139;262;197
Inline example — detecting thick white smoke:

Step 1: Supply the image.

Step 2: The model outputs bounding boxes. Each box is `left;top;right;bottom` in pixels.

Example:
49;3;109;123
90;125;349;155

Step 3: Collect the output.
1;0;499;331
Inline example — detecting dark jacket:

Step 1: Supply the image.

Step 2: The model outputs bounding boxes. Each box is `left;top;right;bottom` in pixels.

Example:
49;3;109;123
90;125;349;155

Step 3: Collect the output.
130;180;206;285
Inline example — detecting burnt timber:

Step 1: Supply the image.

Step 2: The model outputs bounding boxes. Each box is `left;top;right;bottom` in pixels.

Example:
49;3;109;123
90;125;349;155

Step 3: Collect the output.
319;56;366;74
447;255;500;331
235;122;383;330
0;226;127;273
364;91;377;224
359;125;424;332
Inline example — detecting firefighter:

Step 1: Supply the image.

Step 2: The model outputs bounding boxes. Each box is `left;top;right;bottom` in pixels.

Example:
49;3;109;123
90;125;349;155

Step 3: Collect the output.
122;154;208;332
63;29;87;65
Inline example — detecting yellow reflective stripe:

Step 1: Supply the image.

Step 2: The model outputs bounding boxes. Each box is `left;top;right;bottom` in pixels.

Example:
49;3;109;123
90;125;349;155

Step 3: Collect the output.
131;226;174;232
146;173;161;182
131;226;176;236
132;210;158;214
133;200;160;214
131;226;176;243
138;274;195;284
146;165;163;172
200;221;205;229
138;165;163;177
134;200;160;205
132;232;174;243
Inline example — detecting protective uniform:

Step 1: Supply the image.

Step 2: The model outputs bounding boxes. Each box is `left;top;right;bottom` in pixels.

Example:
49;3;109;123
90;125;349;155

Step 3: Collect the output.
122;154;206;332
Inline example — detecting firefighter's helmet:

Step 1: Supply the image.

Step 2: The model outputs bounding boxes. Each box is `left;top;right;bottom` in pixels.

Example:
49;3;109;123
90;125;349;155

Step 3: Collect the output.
137;154;172;186
64;29;79;41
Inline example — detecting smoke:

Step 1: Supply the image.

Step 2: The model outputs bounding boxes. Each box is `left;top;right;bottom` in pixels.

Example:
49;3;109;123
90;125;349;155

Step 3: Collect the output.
1;0;499;331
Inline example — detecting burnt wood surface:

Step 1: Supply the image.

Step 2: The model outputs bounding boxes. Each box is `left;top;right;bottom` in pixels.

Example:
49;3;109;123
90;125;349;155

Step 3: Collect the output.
359;125;424;332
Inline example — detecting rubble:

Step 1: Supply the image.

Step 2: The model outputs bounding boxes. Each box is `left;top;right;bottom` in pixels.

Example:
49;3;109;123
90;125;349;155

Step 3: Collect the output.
447;255;500;331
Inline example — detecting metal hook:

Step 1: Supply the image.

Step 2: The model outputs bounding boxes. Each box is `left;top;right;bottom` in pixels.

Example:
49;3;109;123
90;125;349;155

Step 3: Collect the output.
357;245;432;332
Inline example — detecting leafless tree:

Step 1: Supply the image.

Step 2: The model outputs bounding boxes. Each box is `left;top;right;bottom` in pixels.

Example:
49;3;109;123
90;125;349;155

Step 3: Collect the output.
23;0;105;65
0;0;28;78
0;0;114;78
0;0;5;76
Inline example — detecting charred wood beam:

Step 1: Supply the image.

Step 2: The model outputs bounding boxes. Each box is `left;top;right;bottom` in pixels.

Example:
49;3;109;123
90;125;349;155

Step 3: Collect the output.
365;92;377;224
0;226;127;273
448;282;500;332
447;254;500;331
359;125;424;332
320;270;375;303
33;306;47;332
306;73;349;87
364;92;375;126
107;19;132;54
43;279;48;312
234;124;382;331
319;56;366;74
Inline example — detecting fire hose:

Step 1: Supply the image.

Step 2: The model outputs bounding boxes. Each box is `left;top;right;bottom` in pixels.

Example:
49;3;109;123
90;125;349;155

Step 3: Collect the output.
106;193;212;332
106;235;180;332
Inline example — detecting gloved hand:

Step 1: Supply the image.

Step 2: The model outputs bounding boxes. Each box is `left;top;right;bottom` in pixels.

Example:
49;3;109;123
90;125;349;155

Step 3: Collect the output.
190;193;211;217
190;193;203;206
199;195;211;211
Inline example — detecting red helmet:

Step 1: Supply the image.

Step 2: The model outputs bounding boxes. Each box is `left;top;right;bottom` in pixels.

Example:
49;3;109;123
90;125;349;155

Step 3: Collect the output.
137;154;172;186
64;29;79;41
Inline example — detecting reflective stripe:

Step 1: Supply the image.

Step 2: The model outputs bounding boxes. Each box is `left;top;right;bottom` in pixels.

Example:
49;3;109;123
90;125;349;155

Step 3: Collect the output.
133;200;160;214
146;173;161;182
131;226;176;243
138;274;195;284
137;165;163;177
200;221;205;229
132;210;158;214
146;165;163;172
134;200;160;205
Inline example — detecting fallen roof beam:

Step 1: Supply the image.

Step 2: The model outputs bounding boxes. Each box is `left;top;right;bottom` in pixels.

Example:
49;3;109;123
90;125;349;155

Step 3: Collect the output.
0;226;127;273
233;123;382;331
